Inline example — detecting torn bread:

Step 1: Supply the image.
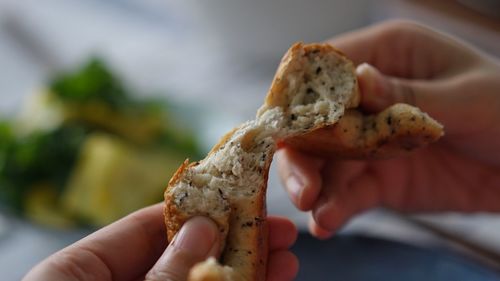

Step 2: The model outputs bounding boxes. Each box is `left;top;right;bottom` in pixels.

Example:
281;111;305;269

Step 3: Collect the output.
164;43;444;281
286;103;443;158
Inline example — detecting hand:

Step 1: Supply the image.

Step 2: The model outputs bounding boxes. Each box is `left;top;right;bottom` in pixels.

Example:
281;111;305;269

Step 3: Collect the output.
23;204;298;281
278;20;500;239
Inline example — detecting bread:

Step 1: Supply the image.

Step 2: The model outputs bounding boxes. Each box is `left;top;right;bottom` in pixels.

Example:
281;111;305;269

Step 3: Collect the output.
286;103;444;158
164;43;444;281
188;257;234;281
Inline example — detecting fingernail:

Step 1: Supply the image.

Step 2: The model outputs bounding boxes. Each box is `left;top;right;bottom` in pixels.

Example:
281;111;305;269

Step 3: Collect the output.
309;218;334;240
286;175;303;201
173;217;218;257
357;63;376;90
357;63;382;96
356;63;389;111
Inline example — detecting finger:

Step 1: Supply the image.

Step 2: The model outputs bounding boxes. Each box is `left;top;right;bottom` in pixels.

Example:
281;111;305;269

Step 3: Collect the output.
313;168;380;233
356;62;474;141
356;63;447;113
320;160;366;194
268;216;297;251
329;20;474;79
266;250;299;281
308;214;334;240
277;147;325;211
24;204;168;281
307;161;364;237
145;216;219;281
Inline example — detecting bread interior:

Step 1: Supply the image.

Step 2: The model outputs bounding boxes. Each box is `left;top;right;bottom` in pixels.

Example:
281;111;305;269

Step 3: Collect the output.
168;44;356;277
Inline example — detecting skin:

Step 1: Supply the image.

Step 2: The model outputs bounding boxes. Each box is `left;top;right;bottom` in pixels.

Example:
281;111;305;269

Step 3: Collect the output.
23;204;298;281
278;20;500;239
20;20;500;280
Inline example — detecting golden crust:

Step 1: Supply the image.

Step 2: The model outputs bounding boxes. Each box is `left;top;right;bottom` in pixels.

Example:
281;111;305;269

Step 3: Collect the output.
164;159;190;241
208;127;239;155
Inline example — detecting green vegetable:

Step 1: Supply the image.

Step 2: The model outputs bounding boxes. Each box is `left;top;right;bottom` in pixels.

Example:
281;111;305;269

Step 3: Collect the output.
0;57;203;219
50;58;166;116
50;58;130;109
0;125;87;212
0;121;18;210
49;57;202;157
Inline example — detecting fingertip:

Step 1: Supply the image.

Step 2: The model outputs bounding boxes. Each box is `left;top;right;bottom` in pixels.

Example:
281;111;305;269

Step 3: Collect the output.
310;173;380;239
146;216;220;281
275;216;298;244
277;147;324;211
172;216;221;261
266;250;299;281
356;62;372;76
356;63;391;112
285;175;306;210
268;216;298;250
311;201;349;236
308;215;335;240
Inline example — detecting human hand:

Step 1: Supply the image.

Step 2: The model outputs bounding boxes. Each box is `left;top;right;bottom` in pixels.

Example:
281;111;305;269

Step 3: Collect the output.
23;204;298;281
278;20;500;239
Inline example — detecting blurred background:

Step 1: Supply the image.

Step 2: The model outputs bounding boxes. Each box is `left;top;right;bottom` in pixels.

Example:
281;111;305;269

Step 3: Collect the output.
0;0;500;280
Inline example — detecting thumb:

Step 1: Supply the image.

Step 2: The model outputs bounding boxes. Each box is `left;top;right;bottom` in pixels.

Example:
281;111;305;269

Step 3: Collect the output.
145;216;220;281
356;63;439;113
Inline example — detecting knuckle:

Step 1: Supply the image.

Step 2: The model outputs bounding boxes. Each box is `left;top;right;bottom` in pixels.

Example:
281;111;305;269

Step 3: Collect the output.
380;19;422;32
48;249;111;280
374;19;426;44
392;79;417;105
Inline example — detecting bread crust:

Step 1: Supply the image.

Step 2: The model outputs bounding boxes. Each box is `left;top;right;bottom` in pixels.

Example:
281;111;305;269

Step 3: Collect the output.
164;42;444;281
260;43;360;118
164;128;240;245
164;126;270;280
